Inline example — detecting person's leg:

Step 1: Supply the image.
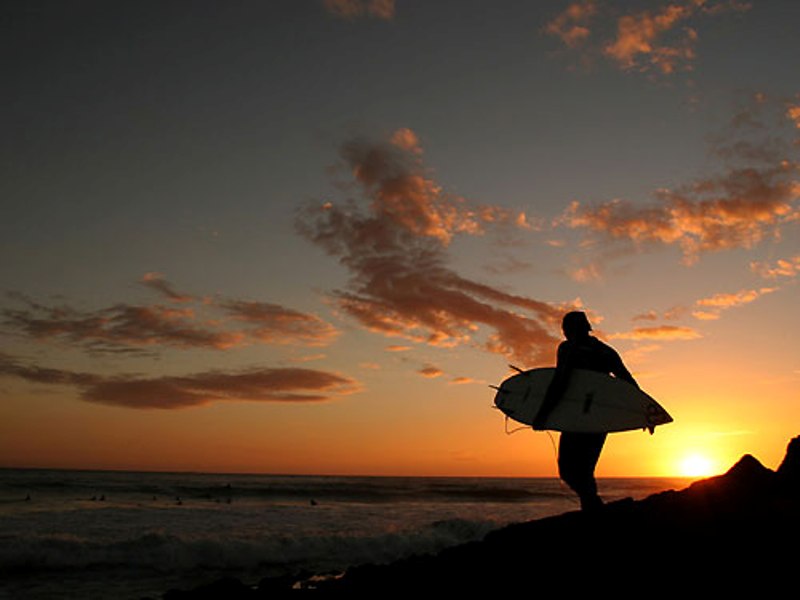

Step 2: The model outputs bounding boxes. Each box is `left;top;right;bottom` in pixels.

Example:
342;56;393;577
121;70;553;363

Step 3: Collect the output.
558;432;607;511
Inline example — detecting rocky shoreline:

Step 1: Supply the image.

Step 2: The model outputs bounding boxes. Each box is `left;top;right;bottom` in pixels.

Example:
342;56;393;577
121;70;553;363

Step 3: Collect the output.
162;435;800;598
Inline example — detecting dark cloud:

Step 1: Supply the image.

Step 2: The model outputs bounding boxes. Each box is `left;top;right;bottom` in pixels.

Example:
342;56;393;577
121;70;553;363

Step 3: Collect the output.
140;272;193;303
0;353;359;409
81;368;360;409
0;353;100;387
297;129;568;366
2;297;242;353
221;300;339;346
418;365;443;378
2;280;340;354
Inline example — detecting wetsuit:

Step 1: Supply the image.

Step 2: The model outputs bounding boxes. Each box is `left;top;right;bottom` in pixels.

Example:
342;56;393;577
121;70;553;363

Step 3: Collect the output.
536;335;637;511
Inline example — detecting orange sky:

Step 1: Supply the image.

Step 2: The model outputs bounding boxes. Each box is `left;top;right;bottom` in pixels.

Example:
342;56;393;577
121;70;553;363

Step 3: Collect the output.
2;1;799;478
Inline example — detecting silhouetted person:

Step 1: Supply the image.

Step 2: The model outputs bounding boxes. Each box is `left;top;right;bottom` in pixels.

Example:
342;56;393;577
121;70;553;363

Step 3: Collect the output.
533;311;637;511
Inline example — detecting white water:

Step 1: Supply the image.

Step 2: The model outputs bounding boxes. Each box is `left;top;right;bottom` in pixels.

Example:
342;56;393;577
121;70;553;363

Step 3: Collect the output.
0;469;688;599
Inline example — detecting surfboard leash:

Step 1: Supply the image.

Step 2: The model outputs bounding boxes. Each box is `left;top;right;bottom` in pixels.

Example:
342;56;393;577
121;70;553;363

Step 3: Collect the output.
502;414;531;435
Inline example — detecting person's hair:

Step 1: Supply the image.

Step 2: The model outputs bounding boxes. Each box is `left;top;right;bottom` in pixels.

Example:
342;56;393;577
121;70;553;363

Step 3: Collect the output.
562;311;592;340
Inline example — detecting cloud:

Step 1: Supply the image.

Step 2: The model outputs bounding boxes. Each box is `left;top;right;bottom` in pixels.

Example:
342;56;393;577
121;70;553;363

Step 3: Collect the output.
787;100;800;132
751;255;800;279
0;353;101;388
691;286;777;319
140;272;193;303
544;0;598;48
633;286;778;326
546;0;752;77
82;368;359;409
385;344;412;352
603;1;700;75
297;129;568;366
323;0;395;20
695;287;776;309
221;300;339;346
0;353;359;409
332;130;531;245
562;93;800;270
418;365;443;378
632;310;660;322
2;279;339;354
2;299;242;353
562;162;800;264
610;325;702;341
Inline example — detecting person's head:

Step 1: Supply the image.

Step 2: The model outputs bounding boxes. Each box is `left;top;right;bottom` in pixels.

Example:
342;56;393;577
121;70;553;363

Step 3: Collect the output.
562;311;592;341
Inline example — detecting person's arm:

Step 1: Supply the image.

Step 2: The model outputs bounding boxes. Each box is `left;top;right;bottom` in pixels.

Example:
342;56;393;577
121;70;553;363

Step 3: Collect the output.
532;343;571;430
611;353;638;388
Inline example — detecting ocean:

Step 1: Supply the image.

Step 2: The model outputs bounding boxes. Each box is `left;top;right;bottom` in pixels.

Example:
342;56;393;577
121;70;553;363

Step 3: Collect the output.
0;469;689;599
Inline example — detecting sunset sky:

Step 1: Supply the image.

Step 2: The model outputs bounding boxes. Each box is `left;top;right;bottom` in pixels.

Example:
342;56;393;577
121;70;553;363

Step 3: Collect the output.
2;0;799;478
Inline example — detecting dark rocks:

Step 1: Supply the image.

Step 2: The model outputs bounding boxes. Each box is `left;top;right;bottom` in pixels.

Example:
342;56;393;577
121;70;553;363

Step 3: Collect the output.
163;577;257;599
777;435;800;491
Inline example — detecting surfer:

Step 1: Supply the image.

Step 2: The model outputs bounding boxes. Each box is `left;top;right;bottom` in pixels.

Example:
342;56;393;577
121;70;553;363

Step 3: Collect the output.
533;311;638;511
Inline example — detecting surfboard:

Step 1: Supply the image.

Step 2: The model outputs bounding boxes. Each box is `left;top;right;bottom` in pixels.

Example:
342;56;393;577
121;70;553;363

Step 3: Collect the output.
493;367;672;433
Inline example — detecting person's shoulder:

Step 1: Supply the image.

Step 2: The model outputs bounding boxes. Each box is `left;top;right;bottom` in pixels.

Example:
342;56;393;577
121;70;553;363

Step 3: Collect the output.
589;336;621;355
556;339;575;359
557;339;576;352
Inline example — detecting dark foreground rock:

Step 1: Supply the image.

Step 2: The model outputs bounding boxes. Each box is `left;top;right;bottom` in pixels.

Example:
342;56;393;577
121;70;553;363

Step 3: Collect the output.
164;436;800;598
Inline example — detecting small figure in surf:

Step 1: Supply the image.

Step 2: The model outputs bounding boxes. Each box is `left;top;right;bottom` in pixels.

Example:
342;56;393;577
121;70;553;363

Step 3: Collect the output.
532;311;638;512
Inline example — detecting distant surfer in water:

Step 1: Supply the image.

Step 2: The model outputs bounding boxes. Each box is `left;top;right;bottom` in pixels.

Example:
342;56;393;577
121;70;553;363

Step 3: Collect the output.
533;311;638;511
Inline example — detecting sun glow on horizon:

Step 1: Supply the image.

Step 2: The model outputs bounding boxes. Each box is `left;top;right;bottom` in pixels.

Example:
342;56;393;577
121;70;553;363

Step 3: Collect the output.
678;453;718;478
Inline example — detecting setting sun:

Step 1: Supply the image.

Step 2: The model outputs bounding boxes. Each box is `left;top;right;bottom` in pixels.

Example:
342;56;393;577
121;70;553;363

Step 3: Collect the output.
679;453;718;478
